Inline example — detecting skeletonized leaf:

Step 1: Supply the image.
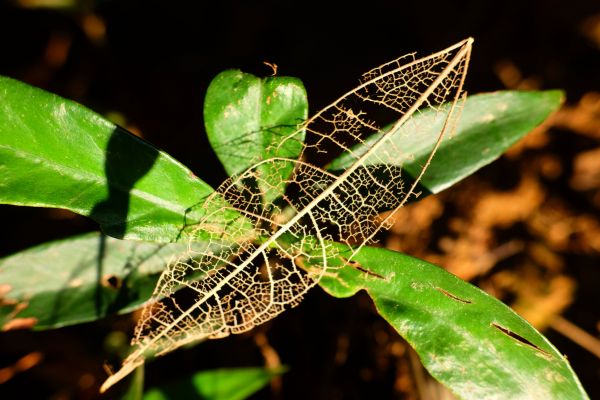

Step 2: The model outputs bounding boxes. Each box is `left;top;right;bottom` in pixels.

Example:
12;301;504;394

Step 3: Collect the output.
101;38;473;392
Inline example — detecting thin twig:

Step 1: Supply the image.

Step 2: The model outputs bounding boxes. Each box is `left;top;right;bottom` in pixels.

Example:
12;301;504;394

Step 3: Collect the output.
550;315;600;359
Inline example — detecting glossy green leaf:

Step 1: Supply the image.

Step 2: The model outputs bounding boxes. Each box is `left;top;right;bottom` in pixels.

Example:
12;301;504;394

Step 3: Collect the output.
143;367;286;400
0;76;238;242
0;232;224;330
318;245;589;399
328;90;563;194
204;70;307;203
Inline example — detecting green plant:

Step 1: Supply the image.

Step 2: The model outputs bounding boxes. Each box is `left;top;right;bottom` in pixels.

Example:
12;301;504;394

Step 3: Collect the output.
0;39;589;399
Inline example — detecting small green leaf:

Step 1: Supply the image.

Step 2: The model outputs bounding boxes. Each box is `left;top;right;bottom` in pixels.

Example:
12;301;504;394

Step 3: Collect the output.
204;70;308;203
0;76;233;242
0;232;224;330
143;367;286;400
318;245;588;399
328;90;563;194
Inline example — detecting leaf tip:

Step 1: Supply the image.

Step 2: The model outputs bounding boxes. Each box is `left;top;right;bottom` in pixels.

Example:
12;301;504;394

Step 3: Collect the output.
99;358;144;393
549;89;566;107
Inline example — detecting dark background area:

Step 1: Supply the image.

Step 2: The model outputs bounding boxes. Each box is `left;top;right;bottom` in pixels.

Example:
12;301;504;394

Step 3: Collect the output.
0;0;599;399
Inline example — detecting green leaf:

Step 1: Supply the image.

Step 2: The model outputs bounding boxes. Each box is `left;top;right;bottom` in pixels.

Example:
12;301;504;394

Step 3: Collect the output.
204;70;308;203
143;367;286;400
328;90;563;194
318;245;589;399
0;232;223;330
0;76;233;242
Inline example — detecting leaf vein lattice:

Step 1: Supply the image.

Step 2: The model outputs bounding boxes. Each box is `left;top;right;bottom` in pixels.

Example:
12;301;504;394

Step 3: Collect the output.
101;38;473;392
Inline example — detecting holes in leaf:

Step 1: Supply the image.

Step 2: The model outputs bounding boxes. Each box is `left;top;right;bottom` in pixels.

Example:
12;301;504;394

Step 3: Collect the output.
491;323;551;356
339;257;385;279
435;287;472;303
101;274;122;290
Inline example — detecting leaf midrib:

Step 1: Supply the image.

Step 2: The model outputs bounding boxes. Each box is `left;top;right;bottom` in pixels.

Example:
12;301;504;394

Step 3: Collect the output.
132;39;473;358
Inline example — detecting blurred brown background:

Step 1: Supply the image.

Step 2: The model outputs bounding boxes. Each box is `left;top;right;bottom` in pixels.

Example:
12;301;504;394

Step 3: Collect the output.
0;0;599;398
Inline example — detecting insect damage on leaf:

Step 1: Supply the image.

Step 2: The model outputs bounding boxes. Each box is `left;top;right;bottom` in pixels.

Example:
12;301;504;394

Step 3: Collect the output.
101;38;473;392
